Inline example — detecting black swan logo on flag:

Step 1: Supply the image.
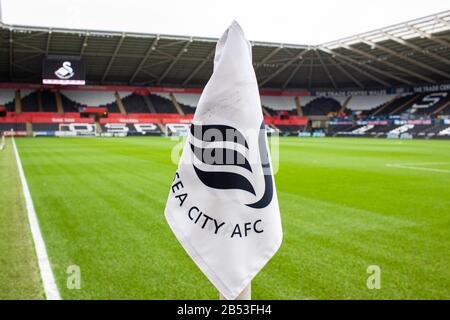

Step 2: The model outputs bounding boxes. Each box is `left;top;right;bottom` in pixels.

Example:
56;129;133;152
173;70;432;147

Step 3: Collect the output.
190;122;273;209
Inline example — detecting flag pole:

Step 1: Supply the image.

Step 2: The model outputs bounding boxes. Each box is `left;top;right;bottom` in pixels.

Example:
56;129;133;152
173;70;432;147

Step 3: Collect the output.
219;283;251;300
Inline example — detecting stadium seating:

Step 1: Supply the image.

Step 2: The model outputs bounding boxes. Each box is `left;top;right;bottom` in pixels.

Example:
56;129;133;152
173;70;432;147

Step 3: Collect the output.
261;96;296;112
21;91;40;112
60;93;82;113
404;124;432;136
0;89;16;112
61;90;118;106
349;95;396;115
32;123;60;131
41;90;57;112
263;106;278;116
408;92;450;116
302;97;341;116
103;100;120;113
174;94;198;114
0;123;26;131
373;94;422;115
1;85;450;139
327;124;354;136
150;94;177;114
276;125;305;135
121;94;150;113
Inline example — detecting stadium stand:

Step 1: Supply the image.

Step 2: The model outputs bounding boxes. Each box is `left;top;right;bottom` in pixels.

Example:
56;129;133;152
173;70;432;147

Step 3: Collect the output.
174;94;198;114
383;94;422;115
327;124;354;136
0;122;26;132
277;125;305;135
177;101;196;115
41;90;57;112
408;92;450;116
261;96;296;112
302;97;341;116
104;100;120;113
150;94;178;114
121;94;150;113
262;106;279;116
0;11;449;139
32;123;60;132
349;95;397;114
21;91;39;112
60;92;82;113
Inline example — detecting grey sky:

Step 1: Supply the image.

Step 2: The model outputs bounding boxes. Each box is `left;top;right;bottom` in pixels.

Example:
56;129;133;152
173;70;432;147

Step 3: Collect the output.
1;0;448;45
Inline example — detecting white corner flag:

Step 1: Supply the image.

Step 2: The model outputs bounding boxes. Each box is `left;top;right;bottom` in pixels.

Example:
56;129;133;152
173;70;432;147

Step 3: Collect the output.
164;21;282;300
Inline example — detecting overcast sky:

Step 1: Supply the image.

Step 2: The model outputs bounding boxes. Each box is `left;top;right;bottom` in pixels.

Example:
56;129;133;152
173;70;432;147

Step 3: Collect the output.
1;0;448;45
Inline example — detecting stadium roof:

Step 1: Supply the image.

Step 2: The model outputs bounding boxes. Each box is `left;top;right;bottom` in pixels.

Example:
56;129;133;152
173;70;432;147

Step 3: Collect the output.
0;10;449;90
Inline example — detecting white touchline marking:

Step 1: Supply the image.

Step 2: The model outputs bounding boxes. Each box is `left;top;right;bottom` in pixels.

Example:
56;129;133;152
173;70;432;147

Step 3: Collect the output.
385;162;450;173
12;138;61;300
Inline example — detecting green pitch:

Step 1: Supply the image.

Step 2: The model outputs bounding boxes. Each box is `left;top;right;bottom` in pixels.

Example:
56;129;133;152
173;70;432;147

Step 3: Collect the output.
0;138;43;299
4;137;450;299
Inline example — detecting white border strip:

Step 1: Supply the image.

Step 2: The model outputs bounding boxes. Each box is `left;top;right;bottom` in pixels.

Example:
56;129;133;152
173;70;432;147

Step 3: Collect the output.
0;134;5;150
386;162;450;174
11;137;61;300
42;79;86;85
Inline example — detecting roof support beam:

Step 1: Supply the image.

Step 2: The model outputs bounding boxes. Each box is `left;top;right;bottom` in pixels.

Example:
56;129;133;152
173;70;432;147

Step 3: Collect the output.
315;50;337;89
129;37;159;84
360;38;450;78
13;53;43;65
254;47;283;71
157;40;192;84
339;43;434;83
435;16;450;28
307;54;314;89
340;60;391;87
328;57;364;88
141;59;173;70
182;48;215;86
101;34;125;83
381;31;450;66
319;47;392;87
138;68;158;80
80;34;89;55
45;31;52;55
259;49;310;87
281;59;305;89
9;31;13;81
12;41;45;53
407;25;450;47
13;63;36;75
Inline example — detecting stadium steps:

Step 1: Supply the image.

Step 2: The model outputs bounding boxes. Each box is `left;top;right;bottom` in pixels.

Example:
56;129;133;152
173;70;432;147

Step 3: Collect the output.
26;122;32;136
390;94;422;115
261;106;271;117
15;90;22;113
114;91;127;115
372;95;399;116
157;123;165;133
294;96;303;116
95;122;103;134
338;96;352;115
261;107;280;130
60;93;81;113
142;95;157;113
169;93;185;116
54;91;64;114
432;100;450;115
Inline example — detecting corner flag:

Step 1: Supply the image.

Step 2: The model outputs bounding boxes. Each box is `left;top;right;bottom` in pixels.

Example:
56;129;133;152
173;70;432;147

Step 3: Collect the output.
164;21;282;300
